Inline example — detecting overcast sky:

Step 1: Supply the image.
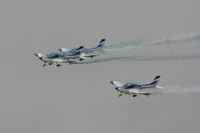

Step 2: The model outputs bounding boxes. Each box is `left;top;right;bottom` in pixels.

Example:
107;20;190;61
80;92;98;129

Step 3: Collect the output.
0;0;200;133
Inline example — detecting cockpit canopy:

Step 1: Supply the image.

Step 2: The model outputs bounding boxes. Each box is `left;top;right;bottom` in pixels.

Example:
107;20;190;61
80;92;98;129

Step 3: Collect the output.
65;48;81;56
46;52;64;59
124;82;139;89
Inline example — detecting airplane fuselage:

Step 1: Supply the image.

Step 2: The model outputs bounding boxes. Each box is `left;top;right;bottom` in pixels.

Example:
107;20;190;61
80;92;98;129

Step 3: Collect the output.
115;87;153;97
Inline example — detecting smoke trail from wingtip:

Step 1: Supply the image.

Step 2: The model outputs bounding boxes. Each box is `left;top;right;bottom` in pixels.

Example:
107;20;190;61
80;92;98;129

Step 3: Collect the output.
106;32;200;51
77;54;200;64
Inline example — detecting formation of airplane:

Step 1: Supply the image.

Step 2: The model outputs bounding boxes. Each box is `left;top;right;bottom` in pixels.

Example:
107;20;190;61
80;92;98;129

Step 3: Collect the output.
110;75;163;97
34;39;106;67
34;39;165;98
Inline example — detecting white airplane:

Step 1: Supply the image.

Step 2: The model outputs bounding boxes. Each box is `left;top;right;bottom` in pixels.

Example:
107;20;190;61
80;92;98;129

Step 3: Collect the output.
79;39;106;60
34;46;84;67
54;39;106;64
110;75;163;97
59;39;106;61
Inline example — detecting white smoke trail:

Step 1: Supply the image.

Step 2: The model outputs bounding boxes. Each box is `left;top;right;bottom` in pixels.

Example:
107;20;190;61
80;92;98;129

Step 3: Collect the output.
106;32;200;51
161;86;200;94
77;54;200;64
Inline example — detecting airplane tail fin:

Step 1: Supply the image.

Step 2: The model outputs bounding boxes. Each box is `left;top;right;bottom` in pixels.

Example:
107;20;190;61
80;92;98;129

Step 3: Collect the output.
149;75;161;86
77;46;84;50
97;39;106;48
110;81;124;87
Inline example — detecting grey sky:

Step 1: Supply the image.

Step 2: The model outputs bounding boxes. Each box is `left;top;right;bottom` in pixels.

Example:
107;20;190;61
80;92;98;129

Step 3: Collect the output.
0;0;200;133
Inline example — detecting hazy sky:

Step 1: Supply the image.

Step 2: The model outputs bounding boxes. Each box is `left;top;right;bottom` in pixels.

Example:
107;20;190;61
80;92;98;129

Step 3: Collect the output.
0;0;200;133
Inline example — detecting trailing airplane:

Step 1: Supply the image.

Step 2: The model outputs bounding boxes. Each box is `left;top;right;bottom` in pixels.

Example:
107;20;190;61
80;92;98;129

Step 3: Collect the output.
34;46;84;67
110;75;163;97
54;39;106;64
78;39;106;60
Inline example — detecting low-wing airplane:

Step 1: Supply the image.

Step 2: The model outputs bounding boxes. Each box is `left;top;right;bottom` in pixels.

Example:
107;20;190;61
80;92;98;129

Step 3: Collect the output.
55;39;106;62
34;46;84;67
110;75;163;97
78;39;106;60
34;52;68;67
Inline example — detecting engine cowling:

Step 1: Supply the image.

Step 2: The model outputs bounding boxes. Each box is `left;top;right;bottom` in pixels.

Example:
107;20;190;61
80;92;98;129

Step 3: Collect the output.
34;53;44;58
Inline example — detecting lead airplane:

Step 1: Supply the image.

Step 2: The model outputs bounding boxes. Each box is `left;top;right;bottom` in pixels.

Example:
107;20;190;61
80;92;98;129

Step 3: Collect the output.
110;75;163;97
34;46;84;67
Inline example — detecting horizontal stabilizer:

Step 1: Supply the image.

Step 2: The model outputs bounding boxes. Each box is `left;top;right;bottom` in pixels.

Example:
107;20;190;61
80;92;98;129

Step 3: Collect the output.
80;53;88;60
156;85;164;89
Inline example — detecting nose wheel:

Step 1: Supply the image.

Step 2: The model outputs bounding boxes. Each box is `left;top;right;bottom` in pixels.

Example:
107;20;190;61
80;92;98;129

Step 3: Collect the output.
144;93;151;97
118;94;122;97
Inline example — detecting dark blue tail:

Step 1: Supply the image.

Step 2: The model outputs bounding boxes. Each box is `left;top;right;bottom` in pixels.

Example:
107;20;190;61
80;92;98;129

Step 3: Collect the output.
97;39;106;48
150;75;161;86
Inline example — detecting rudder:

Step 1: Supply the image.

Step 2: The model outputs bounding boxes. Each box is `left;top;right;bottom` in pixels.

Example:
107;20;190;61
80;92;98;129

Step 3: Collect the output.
97;39;106;47
150;75;161;86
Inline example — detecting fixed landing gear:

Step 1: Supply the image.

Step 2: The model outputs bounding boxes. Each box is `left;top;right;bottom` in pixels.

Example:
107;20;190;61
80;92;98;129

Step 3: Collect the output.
132;94;137;97
80;58;84;61
56;64;61;67
144;93;151;97
48;62;53;65
118;94;122;97
43;63;47;67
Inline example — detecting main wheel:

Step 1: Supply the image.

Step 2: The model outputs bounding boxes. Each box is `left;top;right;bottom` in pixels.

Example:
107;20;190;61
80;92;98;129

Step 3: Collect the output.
56;64;61;67
118;94;122;97
132;94;137;97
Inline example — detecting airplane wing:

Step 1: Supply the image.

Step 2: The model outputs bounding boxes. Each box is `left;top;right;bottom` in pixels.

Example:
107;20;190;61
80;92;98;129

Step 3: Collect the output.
58;46;84;54
129;89;152;96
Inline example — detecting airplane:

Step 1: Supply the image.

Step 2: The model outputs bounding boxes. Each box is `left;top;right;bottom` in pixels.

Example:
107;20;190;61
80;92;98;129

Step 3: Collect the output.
34;46;84;67
55;39;106;63
110;75;163;97
78;39;106;60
